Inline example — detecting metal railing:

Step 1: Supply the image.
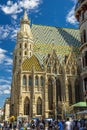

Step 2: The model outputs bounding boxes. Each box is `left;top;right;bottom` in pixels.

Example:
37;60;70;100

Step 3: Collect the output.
75;0;86;11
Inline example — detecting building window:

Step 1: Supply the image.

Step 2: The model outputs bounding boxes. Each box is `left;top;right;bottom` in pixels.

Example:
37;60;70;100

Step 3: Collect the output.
35;76;38;86
68;81;73;105
23;75;27;85
85;51;87;66
19;44;21;48
75;79;80;103
24;51;27;55
25;43;27;48
84;78;87;91
30;44;31;50
48;78;53;110
56;79;62;101
40;76;44;87
37;98;42;115
30;52;31;56
24;97;30;115
83;30;86;43
29;76;32;86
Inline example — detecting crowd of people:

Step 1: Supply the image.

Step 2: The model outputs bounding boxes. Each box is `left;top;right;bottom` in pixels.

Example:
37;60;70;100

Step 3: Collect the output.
0;117;87;130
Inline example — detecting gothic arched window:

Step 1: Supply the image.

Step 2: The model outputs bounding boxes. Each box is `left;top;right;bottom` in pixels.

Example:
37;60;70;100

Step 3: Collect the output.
56;79;62;101
84;78;87;91
75;79;80;103
35;76;38;86
24;97;30;115
40;76;44;87
37;98;42;115
23;75;27;85
29;76;32;86
68;81;73;105
83;30;86;43
48;78;53;110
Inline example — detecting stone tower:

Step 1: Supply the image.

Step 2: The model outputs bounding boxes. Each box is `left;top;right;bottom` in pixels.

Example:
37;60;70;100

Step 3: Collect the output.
10;10;33;116
75;0;87;100
13;9;33;71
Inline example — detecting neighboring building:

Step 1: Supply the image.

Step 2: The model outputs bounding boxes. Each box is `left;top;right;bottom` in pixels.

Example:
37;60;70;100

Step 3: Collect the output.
75;0;87;103
4;98;10;121
0;107;4;121
10;10;84;119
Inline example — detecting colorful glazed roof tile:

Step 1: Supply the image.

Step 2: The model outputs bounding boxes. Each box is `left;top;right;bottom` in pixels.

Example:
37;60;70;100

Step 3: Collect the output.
22;55;43;71
31;24;80;56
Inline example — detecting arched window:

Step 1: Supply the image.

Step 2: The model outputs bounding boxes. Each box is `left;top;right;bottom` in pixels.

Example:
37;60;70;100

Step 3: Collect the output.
37;97;42;115
19;44;21;48
56;79;62;101
23;75;27;85
24;51;27;55
84;78;87;91
25;43;27;48
40;76;44;87
35;76;38;86
75;79;80;103
84;51;87;66
29;76;32;86
30;52;31;56
30;44;31;50
68;81;73;105
83;30;86;43
24;97;30;115
48;78;53;110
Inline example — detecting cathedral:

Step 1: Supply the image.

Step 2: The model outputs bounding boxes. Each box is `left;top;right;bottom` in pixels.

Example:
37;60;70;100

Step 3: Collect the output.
10;0;87;119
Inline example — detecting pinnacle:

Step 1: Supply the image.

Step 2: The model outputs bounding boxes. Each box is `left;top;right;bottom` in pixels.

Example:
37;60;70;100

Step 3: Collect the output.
23;8;29;20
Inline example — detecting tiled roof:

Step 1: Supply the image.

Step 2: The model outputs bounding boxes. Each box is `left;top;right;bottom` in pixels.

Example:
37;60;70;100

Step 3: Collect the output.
31;24;80;56
22;55;43;71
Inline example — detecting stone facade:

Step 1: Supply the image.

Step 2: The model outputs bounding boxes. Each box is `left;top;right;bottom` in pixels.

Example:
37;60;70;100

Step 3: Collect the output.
75;0;87;103
10;10;83;119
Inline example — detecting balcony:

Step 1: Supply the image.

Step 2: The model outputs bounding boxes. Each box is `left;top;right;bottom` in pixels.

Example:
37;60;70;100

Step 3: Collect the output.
75;0;86;11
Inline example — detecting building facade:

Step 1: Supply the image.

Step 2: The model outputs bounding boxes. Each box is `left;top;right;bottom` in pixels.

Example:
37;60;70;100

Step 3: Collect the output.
4;98;10;121
10;10;84;119
75;0;87;103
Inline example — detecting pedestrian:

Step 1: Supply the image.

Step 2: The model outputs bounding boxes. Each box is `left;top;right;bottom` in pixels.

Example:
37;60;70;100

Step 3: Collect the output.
64;118;73;130
57;119;63;130
73;121;79;130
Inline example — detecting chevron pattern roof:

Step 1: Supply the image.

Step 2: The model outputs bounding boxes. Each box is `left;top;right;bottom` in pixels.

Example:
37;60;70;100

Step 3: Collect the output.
31;24;80;56
22;55;43;71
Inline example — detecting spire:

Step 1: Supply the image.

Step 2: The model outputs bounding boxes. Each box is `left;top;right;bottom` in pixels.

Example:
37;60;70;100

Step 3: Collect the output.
18;8;33;39
23;9;28;21
20;9;30;25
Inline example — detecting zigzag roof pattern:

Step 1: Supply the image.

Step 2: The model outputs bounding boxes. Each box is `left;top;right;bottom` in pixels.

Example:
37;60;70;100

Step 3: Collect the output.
31;24;80;47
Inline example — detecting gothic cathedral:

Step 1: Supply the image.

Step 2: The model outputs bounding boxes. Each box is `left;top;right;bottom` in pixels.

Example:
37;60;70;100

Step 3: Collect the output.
10;6;85;119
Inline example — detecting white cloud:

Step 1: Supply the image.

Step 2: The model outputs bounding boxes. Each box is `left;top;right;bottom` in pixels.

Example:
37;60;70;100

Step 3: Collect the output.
0;0;42;19
0;79;11;84
66;0;78;25
0;24;18;41
3;90;10;94
0;48;7;63
0;48;12;66
66;6;78;25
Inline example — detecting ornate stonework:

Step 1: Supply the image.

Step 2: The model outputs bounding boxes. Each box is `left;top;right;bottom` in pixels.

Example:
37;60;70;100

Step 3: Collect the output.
10;10;83;119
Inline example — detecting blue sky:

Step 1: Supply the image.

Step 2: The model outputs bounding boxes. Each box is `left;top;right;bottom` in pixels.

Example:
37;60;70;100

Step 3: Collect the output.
0;0;78;107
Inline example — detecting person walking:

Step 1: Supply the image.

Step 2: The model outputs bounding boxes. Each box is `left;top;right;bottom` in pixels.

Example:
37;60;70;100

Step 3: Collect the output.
64;118;73;130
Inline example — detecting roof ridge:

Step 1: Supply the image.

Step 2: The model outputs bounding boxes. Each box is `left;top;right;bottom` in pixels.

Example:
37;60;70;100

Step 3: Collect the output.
32;24;79;30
